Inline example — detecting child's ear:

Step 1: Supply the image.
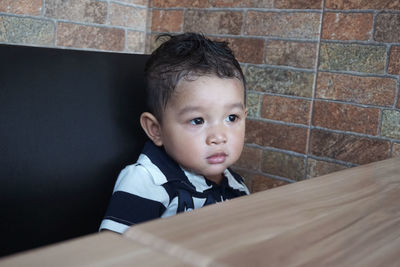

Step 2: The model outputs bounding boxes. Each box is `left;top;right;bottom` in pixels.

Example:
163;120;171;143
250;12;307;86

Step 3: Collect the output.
140;112;163;146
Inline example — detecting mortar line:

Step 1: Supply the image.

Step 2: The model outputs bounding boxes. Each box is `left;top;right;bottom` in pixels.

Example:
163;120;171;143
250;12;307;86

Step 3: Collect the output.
305;0;326;180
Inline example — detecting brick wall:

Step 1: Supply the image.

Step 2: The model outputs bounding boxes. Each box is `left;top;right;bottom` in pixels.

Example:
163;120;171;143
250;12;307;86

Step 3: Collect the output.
150;0;400;192
2;0;400;193
0;0;148;53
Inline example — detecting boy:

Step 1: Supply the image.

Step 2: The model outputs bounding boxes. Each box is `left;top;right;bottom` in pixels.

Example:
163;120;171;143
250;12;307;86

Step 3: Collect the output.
100;33;249;234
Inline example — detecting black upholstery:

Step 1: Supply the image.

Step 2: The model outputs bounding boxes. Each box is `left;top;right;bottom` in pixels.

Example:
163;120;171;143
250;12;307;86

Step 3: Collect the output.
0;44;149;256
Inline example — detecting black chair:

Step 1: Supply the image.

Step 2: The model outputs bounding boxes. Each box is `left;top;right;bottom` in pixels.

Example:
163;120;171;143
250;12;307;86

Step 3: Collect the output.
0;44;149;256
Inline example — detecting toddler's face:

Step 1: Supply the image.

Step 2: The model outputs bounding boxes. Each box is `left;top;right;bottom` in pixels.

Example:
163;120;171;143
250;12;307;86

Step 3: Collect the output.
159;75;247;183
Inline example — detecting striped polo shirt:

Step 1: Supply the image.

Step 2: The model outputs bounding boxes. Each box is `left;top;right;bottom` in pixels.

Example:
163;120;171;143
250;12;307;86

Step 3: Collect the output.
99;141;249;234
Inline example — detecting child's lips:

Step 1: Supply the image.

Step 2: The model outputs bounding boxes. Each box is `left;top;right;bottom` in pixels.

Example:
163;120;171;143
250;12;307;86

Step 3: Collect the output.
207;152;227;164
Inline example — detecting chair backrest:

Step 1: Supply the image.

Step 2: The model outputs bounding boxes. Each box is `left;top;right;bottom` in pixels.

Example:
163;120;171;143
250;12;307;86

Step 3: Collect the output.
0;44;149;256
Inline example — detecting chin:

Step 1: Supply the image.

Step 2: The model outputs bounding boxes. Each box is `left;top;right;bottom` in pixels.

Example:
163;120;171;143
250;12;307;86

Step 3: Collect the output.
203;166;228;176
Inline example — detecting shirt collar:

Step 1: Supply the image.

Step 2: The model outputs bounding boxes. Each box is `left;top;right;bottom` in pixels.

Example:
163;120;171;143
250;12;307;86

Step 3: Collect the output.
138;141;246;193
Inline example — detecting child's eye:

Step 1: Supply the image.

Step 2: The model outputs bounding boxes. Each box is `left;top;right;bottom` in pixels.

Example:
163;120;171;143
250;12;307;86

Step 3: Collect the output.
225;114;238;122
189;117;204;125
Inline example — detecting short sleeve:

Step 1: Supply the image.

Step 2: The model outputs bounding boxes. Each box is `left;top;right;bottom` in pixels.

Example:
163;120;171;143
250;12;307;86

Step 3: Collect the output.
99;164;170;233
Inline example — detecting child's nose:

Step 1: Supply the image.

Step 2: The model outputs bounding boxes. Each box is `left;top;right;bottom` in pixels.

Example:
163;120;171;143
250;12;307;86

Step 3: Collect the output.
206;125;227;145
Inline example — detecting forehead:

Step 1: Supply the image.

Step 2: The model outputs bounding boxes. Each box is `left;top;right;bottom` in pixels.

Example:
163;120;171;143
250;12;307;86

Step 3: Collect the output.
170;75;245;105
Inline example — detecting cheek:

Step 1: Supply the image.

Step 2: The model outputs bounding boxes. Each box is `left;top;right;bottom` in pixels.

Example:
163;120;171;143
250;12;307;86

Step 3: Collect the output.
233;123;246;140
165;130;203;156
232;125;246;149
229;130;245;150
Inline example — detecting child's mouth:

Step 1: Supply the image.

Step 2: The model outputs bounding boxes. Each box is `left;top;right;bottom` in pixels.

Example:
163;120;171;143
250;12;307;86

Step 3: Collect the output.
207;153;227;164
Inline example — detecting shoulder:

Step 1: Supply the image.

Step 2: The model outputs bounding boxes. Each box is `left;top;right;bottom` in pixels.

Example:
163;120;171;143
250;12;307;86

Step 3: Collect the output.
115;154;167;186
113;154;170;205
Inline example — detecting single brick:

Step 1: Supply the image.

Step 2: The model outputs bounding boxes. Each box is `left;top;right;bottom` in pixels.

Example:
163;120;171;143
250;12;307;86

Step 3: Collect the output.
210;0;273;8
388;46;400;75
126;30;146;53
374;13;400;43
251;174;289;193
261;95;311;125
57;22;124;51
109;3;147;29
319;43;386;73
246;120;308;154
309;129;390;165
275;0;322;9
246;92;261;118
151;0;209;8
0;0;42;15
392;143;400;157
184;10;243;35
220;37;265;64
322;12;373;41
45;0;107;24
306;158;348;178
151;9;183;32
312;101;380;135
316;72;397;106
265;40;317;69
234;146;263;171
325;0;400;10
262;150;306;181
245;11;320;39
0;15;54;45
381;110;400;139
245;66;314;98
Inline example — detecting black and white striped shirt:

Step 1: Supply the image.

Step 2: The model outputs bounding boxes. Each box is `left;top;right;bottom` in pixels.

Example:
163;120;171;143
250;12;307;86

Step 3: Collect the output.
99;141;249;233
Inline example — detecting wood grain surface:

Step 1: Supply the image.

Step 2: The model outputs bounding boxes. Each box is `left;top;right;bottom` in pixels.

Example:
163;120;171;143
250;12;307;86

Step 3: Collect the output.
124;157;400;267
0;232;186;267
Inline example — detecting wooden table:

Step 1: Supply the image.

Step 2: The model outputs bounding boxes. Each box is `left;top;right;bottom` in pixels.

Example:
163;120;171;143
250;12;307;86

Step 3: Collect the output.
1;157;399;266
0;232;187;266
124;156;400;267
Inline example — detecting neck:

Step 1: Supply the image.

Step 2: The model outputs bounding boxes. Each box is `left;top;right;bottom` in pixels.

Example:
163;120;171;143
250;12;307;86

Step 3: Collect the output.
206;173;224;185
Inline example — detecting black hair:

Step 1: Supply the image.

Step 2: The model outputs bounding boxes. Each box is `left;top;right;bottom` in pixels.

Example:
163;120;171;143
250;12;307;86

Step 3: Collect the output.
144;32;246;121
